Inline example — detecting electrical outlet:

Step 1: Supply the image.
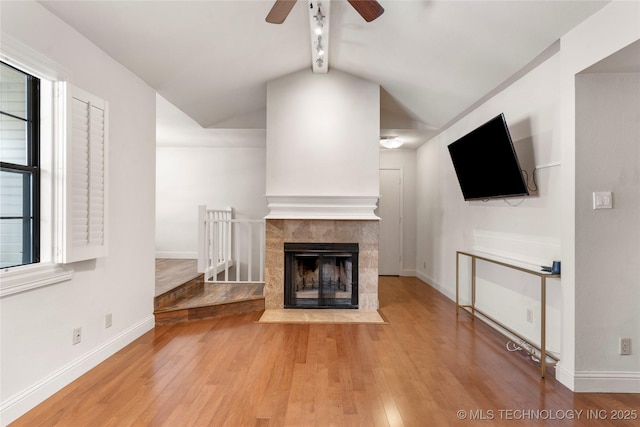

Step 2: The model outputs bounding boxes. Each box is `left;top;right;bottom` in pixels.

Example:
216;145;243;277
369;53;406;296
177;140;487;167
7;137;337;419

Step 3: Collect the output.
423;261;426;269
73;327;82;345
105;313;112;328
620;338;632;355
526;309;534;324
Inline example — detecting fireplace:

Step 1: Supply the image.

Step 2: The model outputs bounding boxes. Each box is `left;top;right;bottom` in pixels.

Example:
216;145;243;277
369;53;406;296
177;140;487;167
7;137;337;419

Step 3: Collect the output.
284;243;358;308
264;219;378;311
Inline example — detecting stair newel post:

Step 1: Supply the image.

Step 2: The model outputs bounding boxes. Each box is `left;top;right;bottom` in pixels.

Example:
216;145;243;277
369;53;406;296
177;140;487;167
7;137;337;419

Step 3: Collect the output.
247;222;253;282
223;218;229;282
224;207;234;281
197;205;207;275
259;221;265;282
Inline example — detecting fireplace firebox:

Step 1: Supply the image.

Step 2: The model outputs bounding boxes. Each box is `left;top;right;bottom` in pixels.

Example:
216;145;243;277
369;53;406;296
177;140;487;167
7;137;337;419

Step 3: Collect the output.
284;243;358;308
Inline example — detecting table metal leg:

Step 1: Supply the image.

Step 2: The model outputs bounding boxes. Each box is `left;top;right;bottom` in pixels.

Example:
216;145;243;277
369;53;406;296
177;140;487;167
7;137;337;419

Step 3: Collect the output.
541;276;547;378
471;257;476;318
456;252;460;316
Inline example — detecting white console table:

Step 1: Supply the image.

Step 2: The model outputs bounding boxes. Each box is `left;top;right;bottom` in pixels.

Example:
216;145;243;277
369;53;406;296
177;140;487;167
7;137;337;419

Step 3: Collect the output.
455;251;560;378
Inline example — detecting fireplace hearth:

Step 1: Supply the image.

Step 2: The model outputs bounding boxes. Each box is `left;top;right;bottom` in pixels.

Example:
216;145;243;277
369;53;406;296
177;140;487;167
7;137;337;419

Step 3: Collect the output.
284;243;358;309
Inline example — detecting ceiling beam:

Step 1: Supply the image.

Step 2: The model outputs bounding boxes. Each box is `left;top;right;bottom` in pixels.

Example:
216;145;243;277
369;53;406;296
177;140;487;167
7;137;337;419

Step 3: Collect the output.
309;1;329;73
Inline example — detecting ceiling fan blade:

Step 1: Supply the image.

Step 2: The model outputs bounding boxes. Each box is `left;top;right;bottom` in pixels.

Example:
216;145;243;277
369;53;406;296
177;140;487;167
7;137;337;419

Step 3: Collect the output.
266;0;297;24
347;0;384;22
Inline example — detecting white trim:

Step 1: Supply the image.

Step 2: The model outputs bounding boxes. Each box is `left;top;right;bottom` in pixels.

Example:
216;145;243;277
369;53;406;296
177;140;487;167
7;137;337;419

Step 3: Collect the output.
0;37;73;297
472;229;561;268
573;371;640;393
0;263;73;298
379;168;404;276
555;363;576;391
415;271;456;302
0;32;71;81
0;315;154;425
155;251;198;259
156;128;266;148
535;161;561;170
265;195;380;220
401;269;416;277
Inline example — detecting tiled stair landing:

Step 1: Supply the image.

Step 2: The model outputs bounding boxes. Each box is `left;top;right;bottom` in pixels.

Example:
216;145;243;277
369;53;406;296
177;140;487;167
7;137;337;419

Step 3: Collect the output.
154;259;265;325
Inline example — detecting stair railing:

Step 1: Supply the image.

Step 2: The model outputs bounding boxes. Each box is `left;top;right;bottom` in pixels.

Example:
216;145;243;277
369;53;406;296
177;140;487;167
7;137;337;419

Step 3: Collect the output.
197;206;265;283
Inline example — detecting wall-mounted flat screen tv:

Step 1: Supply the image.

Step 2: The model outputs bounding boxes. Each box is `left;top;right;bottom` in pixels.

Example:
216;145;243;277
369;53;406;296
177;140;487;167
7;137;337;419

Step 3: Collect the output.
447;113;529;201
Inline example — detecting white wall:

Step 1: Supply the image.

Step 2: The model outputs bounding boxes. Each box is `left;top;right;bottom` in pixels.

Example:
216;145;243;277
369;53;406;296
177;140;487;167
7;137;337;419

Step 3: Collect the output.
156;146;267;258
575;73;639;378
155;95;268;258
558;1;640;392
380;149;417;276
417;1;640;392
266;69;380;198
0;2;156;424
416;50;563;353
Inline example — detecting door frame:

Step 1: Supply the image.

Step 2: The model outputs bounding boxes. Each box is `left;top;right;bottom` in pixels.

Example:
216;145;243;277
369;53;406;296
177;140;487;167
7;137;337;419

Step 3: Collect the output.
378;168;404;276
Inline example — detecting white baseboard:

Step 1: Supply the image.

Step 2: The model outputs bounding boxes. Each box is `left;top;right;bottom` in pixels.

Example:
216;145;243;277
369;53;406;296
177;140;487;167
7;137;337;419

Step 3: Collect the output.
555;363;576;391
416;270;456;302
401;269;416;277
573;370;640;393
0;315;155;426
155;251;197;259
544;362;640;393
415;270;429;283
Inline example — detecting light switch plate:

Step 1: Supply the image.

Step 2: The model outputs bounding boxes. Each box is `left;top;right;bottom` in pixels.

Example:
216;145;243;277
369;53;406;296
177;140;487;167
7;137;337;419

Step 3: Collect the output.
593;192;612;210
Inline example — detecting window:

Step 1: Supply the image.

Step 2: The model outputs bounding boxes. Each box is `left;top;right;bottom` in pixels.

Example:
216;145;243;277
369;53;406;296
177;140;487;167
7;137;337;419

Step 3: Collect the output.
0;61;40;268
0;37;108;296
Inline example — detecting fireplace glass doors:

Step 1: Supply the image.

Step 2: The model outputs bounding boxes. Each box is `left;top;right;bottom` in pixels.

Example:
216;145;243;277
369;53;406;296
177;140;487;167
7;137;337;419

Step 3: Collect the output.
284;243;358;309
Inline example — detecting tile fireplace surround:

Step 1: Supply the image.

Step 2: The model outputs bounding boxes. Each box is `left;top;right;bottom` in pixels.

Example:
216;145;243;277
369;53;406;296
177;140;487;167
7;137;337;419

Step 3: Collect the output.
265;219;379;310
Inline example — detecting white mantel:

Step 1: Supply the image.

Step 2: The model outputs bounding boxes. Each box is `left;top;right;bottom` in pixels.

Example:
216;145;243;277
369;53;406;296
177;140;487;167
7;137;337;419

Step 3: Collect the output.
265;195;380;220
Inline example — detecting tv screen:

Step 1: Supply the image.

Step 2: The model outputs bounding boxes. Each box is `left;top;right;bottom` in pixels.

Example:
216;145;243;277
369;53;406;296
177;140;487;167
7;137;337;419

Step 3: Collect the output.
447;113;528;201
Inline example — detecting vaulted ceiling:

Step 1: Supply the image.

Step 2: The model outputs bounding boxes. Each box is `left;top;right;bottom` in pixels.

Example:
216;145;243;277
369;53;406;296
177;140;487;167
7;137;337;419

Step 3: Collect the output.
40;0;608;148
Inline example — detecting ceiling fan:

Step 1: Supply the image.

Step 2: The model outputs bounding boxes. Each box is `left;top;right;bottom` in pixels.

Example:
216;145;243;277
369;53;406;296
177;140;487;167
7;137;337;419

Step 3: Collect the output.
266;0;384;24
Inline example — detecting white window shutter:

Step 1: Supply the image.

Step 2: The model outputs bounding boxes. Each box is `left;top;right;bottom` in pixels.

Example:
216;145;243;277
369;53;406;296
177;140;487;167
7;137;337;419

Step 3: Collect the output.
59;85;108;263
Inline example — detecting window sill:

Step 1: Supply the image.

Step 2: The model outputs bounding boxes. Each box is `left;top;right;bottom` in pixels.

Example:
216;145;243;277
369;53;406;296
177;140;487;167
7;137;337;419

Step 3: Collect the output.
0;262;73;298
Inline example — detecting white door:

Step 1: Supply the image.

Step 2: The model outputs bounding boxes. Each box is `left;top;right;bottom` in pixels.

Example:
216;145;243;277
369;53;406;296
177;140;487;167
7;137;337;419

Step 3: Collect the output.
377;169;402;275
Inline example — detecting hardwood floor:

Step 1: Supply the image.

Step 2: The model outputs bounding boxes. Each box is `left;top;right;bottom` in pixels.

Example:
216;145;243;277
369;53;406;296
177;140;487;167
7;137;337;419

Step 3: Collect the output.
11;277;639;426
